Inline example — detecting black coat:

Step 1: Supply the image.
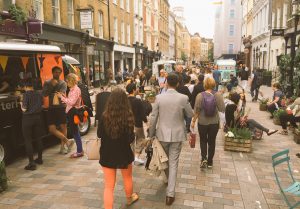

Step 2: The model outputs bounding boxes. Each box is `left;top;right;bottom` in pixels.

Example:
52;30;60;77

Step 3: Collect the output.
191;83;205;109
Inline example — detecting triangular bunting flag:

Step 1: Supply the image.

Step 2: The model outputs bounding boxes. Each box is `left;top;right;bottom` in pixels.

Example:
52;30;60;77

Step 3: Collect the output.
21;57;29;71
0;56;8;72
39;55;45;70
54;55;61;65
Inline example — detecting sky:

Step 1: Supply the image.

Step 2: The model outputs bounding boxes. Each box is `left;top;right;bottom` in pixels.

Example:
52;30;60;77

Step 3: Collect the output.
169;0;216;39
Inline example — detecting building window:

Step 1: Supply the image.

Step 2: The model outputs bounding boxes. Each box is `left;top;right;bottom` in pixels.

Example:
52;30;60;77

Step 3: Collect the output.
33;0;44;20
229;25;234;36
52;0;61;25
230;9;235;18
134;22;138;43
139;23;143;44
126;0;130;12
228;44;234;54
120;0;124;9
230;0;235;5
113;0;117;5
67;0;74;28
127;24;130;45
121;21;125;44
98;12;104;38
114;17;118;42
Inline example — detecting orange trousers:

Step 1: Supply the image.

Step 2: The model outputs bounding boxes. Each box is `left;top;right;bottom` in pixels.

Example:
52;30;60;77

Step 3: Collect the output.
102;164;133;209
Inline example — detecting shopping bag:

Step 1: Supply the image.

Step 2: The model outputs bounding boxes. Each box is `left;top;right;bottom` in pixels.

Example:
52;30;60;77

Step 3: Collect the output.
85;138;101;160
189;132;196;148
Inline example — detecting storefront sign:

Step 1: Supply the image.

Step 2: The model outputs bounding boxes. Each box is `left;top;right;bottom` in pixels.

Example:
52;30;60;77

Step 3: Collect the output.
80;11;93;29
0;21;27;37
272;29;284;36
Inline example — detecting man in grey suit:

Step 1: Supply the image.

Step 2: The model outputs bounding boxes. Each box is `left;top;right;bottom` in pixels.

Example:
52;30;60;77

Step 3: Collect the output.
149;73;194;206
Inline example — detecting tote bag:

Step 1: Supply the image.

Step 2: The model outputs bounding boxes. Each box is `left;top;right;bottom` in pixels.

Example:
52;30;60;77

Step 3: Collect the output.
85;139;101;160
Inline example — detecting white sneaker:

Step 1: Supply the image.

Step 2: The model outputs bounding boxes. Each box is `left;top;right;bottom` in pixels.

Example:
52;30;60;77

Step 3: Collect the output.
134;157;145;165
59;146;67;155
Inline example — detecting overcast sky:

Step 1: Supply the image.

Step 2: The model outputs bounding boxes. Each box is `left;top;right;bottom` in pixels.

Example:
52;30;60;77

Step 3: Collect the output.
169;0;216;39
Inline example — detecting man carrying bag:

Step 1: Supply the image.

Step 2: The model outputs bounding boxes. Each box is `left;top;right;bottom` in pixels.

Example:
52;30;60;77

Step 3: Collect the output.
149;73;194;206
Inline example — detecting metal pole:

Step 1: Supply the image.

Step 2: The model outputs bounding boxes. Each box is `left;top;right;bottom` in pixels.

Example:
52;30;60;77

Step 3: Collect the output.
290;16;299;96
267;0;273;72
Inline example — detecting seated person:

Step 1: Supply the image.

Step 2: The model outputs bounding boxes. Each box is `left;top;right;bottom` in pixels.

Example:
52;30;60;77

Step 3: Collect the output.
226;74;238;92
267;82;284;118
225;92;278;136
279;94;300;135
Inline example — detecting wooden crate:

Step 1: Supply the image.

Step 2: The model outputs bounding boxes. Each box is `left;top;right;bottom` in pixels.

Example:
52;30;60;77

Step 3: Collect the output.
259;104;267;111
294;130;300;144
273;118;281;125
224;136;252;153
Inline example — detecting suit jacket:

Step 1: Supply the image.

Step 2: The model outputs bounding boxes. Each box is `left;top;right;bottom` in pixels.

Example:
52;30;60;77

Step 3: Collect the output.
149;89;194;142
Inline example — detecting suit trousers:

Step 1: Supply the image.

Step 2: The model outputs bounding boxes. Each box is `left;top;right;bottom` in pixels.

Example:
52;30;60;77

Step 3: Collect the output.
160;141;182;197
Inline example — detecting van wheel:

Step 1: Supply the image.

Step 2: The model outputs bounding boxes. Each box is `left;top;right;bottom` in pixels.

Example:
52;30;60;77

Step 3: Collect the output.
78;116;91;136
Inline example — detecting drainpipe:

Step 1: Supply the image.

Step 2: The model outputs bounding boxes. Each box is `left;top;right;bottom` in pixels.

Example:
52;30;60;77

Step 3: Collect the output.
108;0;111;40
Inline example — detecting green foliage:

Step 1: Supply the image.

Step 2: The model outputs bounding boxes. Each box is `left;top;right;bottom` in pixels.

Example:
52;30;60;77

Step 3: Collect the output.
145;91;156;98
0;161;8;192
263;70;272;76
273;109;287;119
8;4;27;25
181;52;188;62
258;98;269;105
279;54;291;86
228;127;252;143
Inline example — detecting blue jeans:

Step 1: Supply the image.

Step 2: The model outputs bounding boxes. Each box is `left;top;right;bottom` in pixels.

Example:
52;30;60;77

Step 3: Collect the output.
73;130;83;153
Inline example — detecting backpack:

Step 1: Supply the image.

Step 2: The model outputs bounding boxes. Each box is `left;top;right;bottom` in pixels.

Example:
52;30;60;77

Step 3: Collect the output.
255;71;264;86
240;69;249;80
201;91;217;117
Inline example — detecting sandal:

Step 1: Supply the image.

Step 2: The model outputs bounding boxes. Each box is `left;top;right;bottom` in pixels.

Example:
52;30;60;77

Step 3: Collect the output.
70;152;84;158
279;130;288;135
127;193;139;206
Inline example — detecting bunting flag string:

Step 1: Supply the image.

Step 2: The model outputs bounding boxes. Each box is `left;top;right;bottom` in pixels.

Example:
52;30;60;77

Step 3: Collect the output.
38;54;45;70
21;57;29;71
0;56;8;73
54;55;61;65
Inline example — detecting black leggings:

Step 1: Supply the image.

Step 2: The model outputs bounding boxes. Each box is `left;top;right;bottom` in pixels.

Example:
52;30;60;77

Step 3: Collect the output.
22;114;44;163
198;123;219;164
279;114;300;130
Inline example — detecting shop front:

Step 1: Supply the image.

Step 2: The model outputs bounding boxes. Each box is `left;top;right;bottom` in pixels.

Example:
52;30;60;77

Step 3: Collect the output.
143;49;156;69
89;38;113;87
133;43;146;69
113;44;135;76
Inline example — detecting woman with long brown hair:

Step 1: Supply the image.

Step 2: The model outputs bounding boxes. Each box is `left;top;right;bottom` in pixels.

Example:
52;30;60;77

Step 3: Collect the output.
97;88;138;209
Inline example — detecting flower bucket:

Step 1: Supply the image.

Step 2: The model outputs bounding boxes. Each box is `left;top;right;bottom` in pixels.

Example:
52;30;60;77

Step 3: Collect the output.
259;104;267;111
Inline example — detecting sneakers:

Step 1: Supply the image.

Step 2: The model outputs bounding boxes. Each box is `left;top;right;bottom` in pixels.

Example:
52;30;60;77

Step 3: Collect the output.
207;162;213;169
200;159;208;168
67;140;75;153
134;157;145;166
59;146;68;155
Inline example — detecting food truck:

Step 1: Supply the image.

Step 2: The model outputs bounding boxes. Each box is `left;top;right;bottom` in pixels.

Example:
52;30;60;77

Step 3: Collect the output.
0;42;92;162
215;59;237;82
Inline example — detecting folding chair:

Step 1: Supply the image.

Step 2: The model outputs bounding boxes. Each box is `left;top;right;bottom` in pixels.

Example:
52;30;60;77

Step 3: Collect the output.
272;149;300;209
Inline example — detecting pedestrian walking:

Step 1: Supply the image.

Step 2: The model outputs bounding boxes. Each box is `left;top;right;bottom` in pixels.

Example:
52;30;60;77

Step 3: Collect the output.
191;77;225;168
126;83;148;165
149;73;194;206
97;88;139;209
57;73;84;158
212;65;221;91
250;68;263;102
279;95;300;135
21;79;44;170
240;64;249;91
158;69;167;94
191;74;205;109
42;66;74;154
267;82;284;118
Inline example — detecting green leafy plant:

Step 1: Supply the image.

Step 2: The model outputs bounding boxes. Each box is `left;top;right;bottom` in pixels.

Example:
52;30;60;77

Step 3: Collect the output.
8;4;27;25
258;98;269;105
227;127;252;143
145;91;156;98
273;109;287;119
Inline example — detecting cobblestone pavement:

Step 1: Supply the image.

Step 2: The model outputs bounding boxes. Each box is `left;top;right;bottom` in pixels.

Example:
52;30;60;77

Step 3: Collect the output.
1;86;300;209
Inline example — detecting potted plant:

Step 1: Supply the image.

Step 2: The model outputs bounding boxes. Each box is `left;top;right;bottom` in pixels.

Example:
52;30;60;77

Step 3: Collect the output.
0;145;7;193
145;91;156;103
273;109;287;125
224;127;252;153
263;70;272;87
258;98;269;111
294;127;300;144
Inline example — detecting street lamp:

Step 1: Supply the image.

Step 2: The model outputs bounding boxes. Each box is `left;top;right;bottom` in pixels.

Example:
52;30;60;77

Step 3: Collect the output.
289;0;300;96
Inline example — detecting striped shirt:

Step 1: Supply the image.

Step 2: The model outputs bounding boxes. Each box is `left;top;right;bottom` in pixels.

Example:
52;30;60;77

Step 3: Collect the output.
22;90;43;115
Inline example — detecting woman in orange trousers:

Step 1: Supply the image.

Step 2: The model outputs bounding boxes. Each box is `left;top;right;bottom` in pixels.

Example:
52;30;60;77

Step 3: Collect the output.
97;88;139;209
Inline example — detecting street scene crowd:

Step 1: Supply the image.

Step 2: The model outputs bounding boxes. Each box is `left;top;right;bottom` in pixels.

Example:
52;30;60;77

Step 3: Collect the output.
6;62;300;209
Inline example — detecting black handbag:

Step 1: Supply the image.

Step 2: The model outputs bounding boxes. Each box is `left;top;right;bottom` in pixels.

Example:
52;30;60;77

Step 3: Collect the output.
145;143;153;170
